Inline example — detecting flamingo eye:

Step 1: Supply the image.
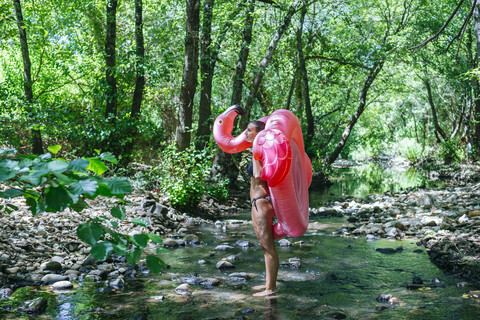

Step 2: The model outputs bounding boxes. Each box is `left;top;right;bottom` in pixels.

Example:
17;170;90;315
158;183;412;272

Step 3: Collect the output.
218;119;223;125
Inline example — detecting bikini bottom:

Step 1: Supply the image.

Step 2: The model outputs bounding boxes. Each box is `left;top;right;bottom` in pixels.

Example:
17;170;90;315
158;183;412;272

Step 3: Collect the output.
251;195;272;211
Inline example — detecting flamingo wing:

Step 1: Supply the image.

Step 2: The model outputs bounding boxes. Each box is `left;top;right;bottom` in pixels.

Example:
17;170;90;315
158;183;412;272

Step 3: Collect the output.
252;129;292;187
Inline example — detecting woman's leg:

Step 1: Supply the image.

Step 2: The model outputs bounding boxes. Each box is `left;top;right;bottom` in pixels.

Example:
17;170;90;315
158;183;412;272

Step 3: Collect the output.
251;200;278;295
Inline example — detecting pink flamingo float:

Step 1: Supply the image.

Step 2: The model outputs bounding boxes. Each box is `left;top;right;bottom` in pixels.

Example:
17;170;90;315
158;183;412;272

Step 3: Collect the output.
213;105;312;239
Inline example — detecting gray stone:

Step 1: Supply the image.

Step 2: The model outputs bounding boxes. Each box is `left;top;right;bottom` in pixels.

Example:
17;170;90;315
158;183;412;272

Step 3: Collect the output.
235;240;253;248
51;280;73;290
278;239;292;247
41;274;69;284
163;239;180;248
183;234;200;245
17;297;47;314
214;245;235;251
216;260;234;269
175;283;191;295
0;287;13;299
45;261;62;271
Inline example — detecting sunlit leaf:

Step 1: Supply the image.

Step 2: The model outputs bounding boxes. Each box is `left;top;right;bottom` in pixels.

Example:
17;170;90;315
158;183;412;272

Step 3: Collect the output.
77;222;104;246
47;145;62;154
87;158;108;175
91;241;114;261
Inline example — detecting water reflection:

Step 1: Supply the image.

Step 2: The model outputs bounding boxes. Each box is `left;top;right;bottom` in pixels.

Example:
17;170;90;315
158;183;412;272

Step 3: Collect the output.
310;162;442;205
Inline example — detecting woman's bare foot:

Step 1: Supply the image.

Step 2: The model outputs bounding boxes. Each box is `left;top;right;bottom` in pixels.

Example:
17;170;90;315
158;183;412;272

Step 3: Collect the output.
252;285;266;291
253;290;276;297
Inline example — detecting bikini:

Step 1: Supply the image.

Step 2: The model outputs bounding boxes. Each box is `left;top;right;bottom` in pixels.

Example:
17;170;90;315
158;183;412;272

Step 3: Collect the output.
247;162;272;211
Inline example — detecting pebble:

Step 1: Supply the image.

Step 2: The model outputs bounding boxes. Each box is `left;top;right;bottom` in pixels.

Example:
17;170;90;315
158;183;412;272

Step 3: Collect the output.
51;280;73;290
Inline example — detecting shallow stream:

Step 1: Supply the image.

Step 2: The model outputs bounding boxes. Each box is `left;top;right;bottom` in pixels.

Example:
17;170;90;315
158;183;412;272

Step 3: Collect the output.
3;162;480;319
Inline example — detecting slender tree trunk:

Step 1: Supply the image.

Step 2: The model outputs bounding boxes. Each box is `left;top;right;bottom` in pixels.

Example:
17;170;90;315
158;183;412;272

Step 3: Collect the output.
243;0;302;117
231;0;255;107
131;0;145;119
472;1;480;152
176;0;200;151
105;0;118;118
211;0;255;188
424;79;448;142
296;5;314;155
195;0;242;150
326;61;384;165
13;0;43;154
285;70;297;110
121;0;145;166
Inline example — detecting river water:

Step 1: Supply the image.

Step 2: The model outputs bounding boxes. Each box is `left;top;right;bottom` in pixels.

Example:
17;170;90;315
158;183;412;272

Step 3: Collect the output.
3;163;480;319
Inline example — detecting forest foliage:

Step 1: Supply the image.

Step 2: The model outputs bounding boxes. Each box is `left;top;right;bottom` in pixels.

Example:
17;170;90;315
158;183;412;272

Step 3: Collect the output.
2;0;480;270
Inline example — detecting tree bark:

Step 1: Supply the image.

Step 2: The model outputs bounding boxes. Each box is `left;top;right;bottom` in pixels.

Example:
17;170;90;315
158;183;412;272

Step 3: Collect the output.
296;5;314;155
105;0;118;118
243;0;302;117
195;0;242;150
176;0;200;151
13;0;43;154
131;0;145;119
326;61;384;165
473;1;480;152
424;79;448;142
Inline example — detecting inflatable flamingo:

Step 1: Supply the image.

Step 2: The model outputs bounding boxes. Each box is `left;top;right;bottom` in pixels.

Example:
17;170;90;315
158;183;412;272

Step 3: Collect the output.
213;105;312;239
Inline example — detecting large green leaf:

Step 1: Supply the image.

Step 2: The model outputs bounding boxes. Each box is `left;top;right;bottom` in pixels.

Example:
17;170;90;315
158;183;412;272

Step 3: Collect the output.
111;206;126;220
146;255;166;274
126;248;142;265
48;160;69;173
100;152;117;164
69;159;90;172
108;178;132;195
131;219;148;227
45;185;71;212
87;158;108;176
20;169;49;186
148;233;163;244
47;145;62;155
69;179;98;196
0;188;24;198
90;241;114;261
131;234;149;248
77;222;104;246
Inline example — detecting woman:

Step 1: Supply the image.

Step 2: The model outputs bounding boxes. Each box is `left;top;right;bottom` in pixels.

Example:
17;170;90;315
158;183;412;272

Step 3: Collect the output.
245;120;279;297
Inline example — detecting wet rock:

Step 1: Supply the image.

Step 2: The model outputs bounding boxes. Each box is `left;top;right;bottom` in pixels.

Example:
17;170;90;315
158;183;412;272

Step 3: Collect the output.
107;276;125;289
214;244;235;251
278;239;292;247
163;239;180;248
197;278;220;288
241;307;255;315
229;272;250;280
51;280;73;291
376;293;392;302
375;247;403;254
45;261;62;272
17;297;47;314
183;234;200;245
326;312;347;319
41;274;69;284
235;240;253;248
95;287;113;294
216;261;234;269
412;276;424;284
198;260;207;265
0;287;13;299
406;283;423;290
175;283;192;295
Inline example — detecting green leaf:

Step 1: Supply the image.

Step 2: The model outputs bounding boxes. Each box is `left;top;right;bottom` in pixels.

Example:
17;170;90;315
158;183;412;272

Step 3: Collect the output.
77;222;104;246
45;185;71;212
0;188;24;198
53;172;72;184
47;160;69;173
146;255;166;274
111;206;126;220
69;159;90;172
100;152;117;164
108;178;132;195
94;183;113;198
131;219;148;227
47;145;62;155
20;169;49;186
69;179;98;196
110;221;118;229
148;233;163;244
70;197;89;212
87;158;108;176
26;198;46;216
132;234;149;248
126;248;142;265
90;241;114;261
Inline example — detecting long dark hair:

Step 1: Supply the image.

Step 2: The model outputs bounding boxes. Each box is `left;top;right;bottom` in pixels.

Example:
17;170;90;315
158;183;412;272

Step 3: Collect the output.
250;120;265;132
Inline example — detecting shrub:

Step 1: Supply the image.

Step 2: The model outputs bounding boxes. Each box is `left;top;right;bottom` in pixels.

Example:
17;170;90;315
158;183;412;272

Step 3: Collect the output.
397;138;424;164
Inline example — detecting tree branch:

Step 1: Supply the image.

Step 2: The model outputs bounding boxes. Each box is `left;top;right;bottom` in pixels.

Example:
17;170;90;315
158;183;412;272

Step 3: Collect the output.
306;55;370;70
408;0;466;52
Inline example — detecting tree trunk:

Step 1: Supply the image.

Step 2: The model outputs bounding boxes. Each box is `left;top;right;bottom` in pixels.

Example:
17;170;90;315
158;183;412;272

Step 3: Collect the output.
424;79;448;142
176;0;200;151
243;0;302;117
195;0;242;150
296;5;314;155
211;0;255;188
121;0;145;166
13;0;43;154
473;0;480;152
131;0;145;119
326;61;384;165
105;0;118;118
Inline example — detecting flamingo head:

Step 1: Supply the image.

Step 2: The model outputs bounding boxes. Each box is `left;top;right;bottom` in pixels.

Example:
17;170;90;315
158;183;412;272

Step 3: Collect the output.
213;105;252;154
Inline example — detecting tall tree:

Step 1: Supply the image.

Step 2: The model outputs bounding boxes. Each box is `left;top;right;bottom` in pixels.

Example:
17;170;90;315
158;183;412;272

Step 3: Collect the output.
105;0;118;118
473;1;480;151
176;0;200;151
12;0;43;154
296;5;314;154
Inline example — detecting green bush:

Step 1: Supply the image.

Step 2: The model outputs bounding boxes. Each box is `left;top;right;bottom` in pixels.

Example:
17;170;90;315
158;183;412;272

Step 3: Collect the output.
397;138;424;164
437;139;463;164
